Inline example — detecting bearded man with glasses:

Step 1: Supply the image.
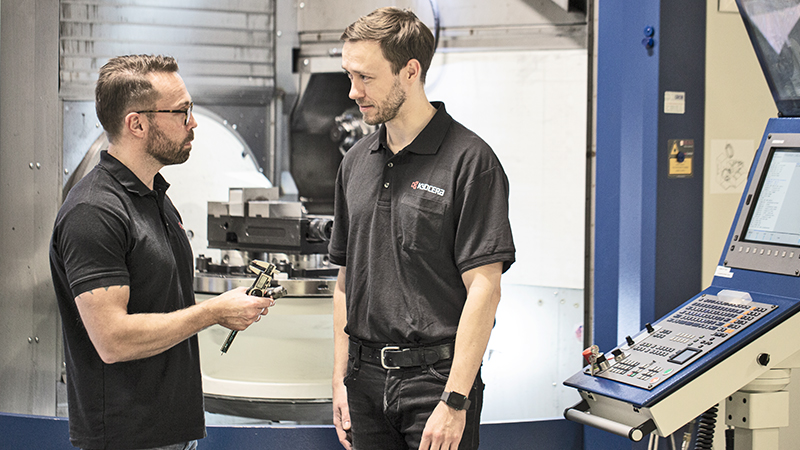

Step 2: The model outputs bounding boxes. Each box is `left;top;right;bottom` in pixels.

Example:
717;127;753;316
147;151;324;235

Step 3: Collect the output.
49;55;276;450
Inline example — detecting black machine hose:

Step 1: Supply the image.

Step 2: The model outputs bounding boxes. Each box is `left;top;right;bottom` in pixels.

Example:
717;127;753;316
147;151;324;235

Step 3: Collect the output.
428;0;441;51
693;404;718;450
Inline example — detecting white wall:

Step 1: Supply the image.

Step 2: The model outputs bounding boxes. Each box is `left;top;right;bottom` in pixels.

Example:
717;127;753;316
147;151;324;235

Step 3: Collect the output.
703;1;774;288
427;49;588;290
426;49;588;421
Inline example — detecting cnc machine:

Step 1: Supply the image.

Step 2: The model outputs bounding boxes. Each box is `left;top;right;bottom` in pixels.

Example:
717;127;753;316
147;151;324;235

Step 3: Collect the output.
565;1;800;448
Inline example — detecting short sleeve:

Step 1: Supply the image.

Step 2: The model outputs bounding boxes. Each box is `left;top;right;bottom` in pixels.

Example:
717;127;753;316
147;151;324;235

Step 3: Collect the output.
54;202;130;297
454;166;516;274
328;162;349;267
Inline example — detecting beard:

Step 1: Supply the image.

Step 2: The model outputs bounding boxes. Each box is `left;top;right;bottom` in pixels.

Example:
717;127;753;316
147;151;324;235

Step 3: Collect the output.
360;77;407;125
146;122;193;166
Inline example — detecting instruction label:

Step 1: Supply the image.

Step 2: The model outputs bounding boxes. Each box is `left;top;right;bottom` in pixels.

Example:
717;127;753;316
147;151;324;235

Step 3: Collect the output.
664;91;686;114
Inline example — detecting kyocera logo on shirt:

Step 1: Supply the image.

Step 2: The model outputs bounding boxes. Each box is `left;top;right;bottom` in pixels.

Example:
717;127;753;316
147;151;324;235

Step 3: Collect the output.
411;180;445;197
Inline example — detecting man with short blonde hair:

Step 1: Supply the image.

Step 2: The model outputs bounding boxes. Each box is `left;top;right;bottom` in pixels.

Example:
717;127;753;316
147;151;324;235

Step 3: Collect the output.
331;8;516;450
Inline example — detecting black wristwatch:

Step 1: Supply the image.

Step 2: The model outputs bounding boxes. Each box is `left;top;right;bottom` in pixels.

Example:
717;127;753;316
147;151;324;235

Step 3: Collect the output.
440;390;471;411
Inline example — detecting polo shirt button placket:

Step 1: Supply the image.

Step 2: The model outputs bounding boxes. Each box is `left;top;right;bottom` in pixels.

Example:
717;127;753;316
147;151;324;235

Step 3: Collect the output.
384;161;394;189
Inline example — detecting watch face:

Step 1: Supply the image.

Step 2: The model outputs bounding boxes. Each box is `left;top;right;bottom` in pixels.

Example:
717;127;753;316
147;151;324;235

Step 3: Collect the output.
441;391;470;410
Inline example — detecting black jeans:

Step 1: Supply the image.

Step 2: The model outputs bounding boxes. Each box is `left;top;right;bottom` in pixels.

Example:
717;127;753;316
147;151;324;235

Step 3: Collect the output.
83;441;197;450
344;351;484;450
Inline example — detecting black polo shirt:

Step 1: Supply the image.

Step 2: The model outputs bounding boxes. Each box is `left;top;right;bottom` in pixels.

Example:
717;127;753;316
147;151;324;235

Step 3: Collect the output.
49;151;204;449
329;102;515;345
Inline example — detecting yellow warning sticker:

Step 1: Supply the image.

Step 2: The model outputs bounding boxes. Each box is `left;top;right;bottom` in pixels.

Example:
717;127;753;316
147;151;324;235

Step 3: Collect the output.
668;139;694;178
670;157;693;175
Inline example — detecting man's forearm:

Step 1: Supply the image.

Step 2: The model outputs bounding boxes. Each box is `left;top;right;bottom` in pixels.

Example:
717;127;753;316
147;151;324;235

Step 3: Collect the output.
109;305;218;362
333;267;349;383
445;263;503;396
77;286;218;363
77;285;270;364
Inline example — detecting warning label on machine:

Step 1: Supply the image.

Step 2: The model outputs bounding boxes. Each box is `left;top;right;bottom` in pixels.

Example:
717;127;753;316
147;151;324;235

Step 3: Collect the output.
668;139;694;178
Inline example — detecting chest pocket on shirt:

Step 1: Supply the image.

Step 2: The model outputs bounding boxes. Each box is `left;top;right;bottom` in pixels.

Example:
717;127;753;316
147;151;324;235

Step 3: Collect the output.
399;195;446;252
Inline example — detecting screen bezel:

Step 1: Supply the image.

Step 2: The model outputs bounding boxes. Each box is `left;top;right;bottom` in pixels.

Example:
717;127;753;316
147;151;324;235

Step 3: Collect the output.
723;133;800;277
739;146;800;248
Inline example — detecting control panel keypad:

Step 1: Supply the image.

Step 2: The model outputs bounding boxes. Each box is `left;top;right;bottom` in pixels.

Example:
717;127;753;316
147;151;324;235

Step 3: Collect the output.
585;293;777;390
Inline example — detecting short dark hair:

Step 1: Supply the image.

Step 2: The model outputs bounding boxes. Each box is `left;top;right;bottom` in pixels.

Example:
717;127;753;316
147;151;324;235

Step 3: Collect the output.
95;55;179;143
341;7;435;83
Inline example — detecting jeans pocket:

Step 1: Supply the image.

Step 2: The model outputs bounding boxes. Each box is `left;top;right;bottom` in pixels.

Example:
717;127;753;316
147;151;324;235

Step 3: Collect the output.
426;362;451;383
343;354;358;386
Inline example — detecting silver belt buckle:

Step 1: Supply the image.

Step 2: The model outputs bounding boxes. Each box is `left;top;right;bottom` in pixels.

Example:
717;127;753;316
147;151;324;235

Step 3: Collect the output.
380;346;402;370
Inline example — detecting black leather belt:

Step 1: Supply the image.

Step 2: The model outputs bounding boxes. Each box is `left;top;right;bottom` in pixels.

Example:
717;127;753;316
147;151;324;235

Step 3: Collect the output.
351;340;454;369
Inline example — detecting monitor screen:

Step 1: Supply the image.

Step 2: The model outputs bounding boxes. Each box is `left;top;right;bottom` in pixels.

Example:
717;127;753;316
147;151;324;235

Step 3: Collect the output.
743;148;800;246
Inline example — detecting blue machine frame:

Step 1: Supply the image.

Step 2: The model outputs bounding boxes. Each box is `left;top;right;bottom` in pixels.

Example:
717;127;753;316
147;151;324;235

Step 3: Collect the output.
565;0;800;442
564;117;800;440
564;118;800;440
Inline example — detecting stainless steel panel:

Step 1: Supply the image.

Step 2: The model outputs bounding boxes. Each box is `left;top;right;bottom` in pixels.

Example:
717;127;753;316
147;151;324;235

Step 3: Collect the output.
275;0;299;96
248;201;303;218
0;0;61;416
194;274;336;297
299;0;584;30
32;0;63;418
59;0;277;102
297;0;586;52
241;187;281;202
61;101;105;190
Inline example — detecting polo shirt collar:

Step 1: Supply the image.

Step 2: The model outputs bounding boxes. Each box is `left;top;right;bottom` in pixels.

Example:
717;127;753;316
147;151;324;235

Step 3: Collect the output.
99;150;170;197
373;101;452;155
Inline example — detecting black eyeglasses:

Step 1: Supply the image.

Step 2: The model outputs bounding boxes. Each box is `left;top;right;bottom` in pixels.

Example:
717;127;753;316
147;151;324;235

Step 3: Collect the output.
136;102;194;126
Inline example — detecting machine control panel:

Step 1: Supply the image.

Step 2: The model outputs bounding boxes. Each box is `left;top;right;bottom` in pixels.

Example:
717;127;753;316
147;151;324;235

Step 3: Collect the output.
584;292;777;390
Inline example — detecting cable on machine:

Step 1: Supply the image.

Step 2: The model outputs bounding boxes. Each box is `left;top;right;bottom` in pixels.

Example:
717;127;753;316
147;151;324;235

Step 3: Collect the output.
666;433;677;450
692;404;718;450
428;0;441;51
